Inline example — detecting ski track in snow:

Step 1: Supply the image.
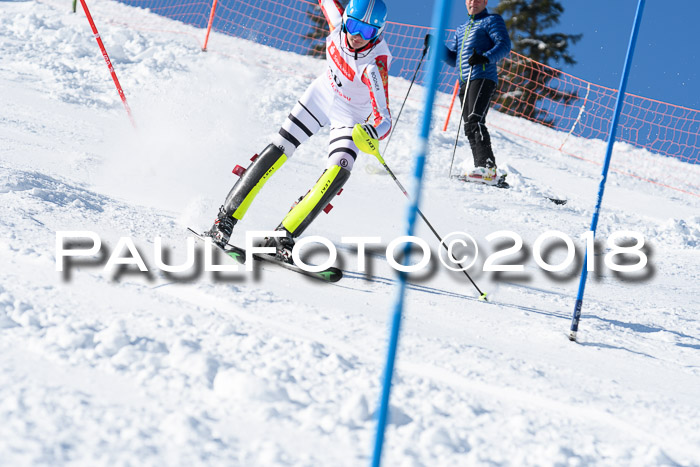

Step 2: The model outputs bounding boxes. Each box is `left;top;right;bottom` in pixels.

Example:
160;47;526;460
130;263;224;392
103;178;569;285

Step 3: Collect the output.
1;0;700;465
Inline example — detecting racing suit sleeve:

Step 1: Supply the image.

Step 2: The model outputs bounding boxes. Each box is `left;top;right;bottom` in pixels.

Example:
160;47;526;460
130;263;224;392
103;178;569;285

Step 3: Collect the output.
361;55;392;140
319;0;344;32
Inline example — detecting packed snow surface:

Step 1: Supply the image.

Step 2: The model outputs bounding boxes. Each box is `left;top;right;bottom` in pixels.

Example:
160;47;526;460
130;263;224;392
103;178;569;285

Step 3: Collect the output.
1;0;699;465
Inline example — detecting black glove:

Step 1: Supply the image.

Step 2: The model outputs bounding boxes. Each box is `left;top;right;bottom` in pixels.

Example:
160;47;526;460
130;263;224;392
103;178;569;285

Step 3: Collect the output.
468;51;489;66
424;34;433;51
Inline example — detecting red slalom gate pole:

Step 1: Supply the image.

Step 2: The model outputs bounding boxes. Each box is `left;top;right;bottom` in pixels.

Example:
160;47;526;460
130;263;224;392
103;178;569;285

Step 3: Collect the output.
202;0;219;52
442;79;460;132
79;0;136;128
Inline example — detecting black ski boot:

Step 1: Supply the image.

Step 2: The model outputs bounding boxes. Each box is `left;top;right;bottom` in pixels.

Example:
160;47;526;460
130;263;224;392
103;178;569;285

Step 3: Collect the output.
263;227;295;264
205;206;237;248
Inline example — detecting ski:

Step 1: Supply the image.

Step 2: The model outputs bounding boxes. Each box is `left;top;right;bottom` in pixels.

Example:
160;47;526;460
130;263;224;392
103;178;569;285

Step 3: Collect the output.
187;228;342;283
246;245;343;283
451;173;510;189
451;174;567;205
547;197;567;205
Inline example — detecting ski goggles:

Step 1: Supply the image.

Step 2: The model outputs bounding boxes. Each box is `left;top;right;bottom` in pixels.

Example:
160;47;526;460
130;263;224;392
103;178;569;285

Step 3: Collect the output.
344;17;380;41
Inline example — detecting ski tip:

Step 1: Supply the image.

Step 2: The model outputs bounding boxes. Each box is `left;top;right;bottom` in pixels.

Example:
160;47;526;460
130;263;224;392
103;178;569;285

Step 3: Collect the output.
226;250;246;264
478;293;488;302
317;268;343;283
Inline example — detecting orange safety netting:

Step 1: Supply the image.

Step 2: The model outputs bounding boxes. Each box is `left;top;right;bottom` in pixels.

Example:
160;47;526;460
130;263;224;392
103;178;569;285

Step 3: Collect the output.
113;0;700;194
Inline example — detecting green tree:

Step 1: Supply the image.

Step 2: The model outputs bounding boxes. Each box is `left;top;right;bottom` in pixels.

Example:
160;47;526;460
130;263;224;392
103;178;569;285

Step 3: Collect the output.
493;0;582;126
303;3;328;58
303;1;348;58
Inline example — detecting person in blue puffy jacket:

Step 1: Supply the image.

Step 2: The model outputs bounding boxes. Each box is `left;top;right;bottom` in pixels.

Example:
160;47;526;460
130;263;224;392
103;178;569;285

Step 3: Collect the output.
444;0;511;182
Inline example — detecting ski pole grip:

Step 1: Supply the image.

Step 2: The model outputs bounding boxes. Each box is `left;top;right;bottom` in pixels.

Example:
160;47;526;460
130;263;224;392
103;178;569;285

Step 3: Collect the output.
423;33;431;55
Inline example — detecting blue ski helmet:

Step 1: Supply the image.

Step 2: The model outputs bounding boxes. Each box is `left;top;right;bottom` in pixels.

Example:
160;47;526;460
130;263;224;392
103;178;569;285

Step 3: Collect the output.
342;0;388;40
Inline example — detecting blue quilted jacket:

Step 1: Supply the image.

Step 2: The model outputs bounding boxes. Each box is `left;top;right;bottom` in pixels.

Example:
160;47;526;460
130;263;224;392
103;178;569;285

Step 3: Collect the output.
445;9;511;84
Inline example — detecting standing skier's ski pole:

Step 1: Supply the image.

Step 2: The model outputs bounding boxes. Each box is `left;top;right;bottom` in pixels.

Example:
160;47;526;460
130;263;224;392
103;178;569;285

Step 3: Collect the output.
448;65;473;178
382;33;431;156
354;127;488;300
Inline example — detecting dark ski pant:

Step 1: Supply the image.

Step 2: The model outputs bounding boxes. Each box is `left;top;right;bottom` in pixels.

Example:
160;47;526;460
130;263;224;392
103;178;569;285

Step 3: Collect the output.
459;78;497;169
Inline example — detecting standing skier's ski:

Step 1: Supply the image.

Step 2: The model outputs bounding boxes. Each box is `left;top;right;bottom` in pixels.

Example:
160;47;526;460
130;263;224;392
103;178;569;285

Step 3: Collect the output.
187;228;342;283
451;174;567;205
452;173;510;188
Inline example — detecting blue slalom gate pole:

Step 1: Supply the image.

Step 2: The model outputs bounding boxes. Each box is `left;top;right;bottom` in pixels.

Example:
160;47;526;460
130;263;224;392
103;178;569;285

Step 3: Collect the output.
569;0;646;342
370;1;450;465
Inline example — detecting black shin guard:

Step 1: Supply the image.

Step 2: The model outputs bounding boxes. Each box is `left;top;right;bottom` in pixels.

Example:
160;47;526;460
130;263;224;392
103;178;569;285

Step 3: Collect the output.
281;165;351;237
223;144;287;221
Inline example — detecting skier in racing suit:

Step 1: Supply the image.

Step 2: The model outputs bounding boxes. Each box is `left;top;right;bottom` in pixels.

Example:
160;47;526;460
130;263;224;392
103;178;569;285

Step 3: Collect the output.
205;0;392;263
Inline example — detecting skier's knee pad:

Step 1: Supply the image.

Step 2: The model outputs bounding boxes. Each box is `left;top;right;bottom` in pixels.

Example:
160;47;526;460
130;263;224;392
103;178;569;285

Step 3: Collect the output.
326;151;355;171
224;144;287;221
281;165;351;237
326;127;358;171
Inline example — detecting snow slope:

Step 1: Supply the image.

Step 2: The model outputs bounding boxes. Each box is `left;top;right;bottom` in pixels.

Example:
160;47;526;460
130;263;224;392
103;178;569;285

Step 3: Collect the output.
1;0;699;465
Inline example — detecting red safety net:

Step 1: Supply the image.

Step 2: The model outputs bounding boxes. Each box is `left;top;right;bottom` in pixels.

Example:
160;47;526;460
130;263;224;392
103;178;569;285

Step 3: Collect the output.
107;0;700;193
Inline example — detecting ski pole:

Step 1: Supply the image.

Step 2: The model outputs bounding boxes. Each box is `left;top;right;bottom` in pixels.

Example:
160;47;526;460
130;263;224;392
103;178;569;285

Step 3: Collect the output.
448;65;473;178
365;141;488;301
382;33;431;156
